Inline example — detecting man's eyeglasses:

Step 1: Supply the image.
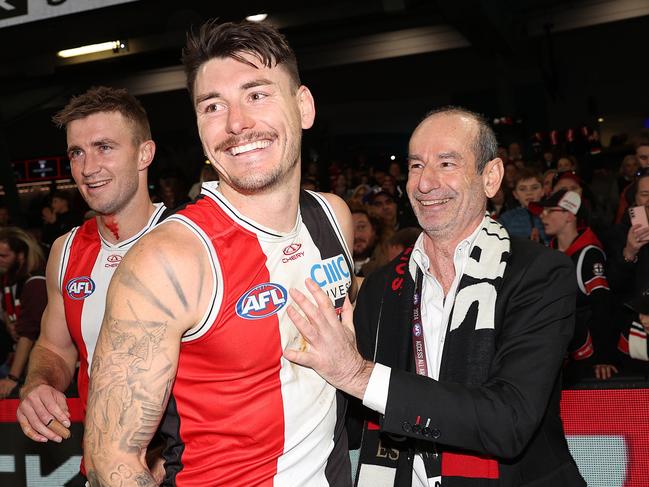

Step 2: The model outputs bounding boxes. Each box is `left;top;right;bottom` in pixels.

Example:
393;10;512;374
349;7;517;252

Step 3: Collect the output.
541;208;568;217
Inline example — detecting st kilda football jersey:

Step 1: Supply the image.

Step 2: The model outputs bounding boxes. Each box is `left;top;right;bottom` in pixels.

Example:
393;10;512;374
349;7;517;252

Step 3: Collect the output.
59;203;166;416
159;182;353;486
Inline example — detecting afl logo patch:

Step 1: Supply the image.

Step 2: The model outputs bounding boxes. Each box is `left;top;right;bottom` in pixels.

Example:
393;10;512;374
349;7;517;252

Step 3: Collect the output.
236;282;288;320
283;243;302;255
66;276;96;300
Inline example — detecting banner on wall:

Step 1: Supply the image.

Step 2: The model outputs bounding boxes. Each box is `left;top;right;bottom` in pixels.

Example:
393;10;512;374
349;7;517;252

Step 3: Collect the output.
0;0;139;29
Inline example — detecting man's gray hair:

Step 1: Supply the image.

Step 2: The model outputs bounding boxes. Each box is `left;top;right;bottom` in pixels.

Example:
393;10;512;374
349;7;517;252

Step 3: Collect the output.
422;106;498;174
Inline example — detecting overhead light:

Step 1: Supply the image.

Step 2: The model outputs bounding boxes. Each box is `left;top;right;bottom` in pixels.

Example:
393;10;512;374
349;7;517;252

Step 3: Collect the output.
597;117;604;123
246;13;268;22
57;40;127;59
390;155;396;161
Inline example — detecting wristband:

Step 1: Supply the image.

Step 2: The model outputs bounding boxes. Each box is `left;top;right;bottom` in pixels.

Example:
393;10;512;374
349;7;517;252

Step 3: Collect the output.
6;374;20;383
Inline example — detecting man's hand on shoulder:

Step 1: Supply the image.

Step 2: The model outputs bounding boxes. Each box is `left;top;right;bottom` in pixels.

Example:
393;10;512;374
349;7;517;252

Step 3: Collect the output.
283;278;373;399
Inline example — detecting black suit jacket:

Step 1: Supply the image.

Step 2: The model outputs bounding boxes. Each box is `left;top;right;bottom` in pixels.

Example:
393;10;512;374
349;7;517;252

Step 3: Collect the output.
351;237;586;486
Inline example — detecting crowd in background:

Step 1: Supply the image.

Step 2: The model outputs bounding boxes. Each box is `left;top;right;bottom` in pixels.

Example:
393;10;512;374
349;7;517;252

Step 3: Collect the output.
0;130;648;397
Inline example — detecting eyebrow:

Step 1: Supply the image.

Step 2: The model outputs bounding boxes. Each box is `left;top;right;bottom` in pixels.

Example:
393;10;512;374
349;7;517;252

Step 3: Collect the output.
406;151;463;163
194;78;275;107
66;139;118;153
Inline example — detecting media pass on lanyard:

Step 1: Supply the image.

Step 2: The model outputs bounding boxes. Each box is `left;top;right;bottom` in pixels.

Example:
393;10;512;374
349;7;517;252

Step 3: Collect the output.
412;269;442;482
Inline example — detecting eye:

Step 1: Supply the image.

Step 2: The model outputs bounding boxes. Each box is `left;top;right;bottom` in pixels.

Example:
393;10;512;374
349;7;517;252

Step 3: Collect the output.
99;144;112;152
68;149;83;160
249;92;268;102
204;102;225;114
408;160;423;170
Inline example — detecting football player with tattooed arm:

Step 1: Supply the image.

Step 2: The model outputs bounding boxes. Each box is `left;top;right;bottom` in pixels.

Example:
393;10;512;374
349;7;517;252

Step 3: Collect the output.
16;87;166;485
84;20;356;487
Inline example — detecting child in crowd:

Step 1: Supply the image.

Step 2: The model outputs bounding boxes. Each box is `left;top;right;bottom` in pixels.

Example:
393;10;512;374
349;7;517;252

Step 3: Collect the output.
498;168;547;244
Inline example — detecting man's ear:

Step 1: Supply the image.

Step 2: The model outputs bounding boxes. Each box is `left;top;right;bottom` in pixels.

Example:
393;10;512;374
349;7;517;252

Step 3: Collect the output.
138;140;156;171
483;158;504;198
297;85;316;130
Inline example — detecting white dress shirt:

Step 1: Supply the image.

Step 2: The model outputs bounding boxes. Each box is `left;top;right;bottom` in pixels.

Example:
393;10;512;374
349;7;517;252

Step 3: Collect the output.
362;222;483;487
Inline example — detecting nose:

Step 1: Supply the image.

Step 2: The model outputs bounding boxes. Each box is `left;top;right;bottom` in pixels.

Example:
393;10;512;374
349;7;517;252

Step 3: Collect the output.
81;152;101;178
226;102;254;134
415;164;442;194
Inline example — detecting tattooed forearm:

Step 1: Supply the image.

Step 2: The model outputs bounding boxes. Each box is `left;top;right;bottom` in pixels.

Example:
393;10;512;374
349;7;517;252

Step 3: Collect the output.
118;267;176;319
86;466;157;487
85;309;175;483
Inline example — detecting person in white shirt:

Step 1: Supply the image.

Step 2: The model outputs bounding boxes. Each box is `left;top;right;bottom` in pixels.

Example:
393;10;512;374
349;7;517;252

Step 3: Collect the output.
285;106;585;486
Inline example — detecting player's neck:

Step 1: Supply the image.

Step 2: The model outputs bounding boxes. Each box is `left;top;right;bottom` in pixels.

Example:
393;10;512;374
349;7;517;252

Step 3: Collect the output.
96;197;156;244
218;172;301;233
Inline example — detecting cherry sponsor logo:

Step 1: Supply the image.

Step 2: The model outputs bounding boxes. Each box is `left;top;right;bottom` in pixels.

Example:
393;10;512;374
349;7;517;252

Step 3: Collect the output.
282;243;304;263
236;282;288;320
66;276;96;300
105;254;122;268
283;243;301;255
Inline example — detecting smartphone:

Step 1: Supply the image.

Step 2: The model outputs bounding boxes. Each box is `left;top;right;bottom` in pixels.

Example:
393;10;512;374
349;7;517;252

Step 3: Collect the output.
629;205;649;228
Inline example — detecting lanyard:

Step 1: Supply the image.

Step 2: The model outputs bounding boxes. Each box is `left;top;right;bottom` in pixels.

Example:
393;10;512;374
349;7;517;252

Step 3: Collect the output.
411;268;428;377
411;268;443;480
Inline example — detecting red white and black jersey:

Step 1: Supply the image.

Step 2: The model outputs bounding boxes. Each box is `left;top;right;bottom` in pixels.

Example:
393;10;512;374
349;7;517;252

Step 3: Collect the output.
553;227;612;362
59;204;166;416
159;182;353;487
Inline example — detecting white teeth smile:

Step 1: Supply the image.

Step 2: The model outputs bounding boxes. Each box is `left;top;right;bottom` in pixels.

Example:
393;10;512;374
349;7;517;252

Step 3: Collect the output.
87;181;109;189
420;198;450;206
229;140;271;156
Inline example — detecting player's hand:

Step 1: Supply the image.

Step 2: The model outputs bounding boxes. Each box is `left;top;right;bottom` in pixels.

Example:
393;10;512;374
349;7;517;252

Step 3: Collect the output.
594;364;618;380
16;383;70;443
284;278;373;400
0;377;17;399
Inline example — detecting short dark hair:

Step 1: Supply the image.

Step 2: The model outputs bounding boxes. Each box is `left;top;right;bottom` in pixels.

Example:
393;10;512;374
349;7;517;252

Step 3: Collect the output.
349;205;382;236
182;19;300;101
514;168;543;188
0;227;45;281
52;86;151;145
421;106;498;174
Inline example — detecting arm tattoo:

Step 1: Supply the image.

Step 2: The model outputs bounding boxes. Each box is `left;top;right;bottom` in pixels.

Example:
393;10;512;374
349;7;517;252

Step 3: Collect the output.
85;305;174;481
118;267;176;319
159;256;189;310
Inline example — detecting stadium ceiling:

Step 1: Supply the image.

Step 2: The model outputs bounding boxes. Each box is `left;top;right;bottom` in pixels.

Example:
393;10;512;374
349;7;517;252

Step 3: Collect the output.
0;0;648;117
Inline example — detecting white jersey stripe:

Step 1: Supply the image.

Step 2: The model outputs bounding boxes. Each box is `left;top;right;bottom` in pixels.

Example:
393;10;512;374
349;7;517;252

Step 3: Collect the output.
58;227;79;293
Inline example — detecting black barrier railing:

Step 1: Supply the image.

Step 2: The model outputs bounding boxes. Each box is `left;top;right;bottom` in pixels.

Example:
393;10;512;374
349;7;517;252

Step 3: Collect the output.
2;381;649;486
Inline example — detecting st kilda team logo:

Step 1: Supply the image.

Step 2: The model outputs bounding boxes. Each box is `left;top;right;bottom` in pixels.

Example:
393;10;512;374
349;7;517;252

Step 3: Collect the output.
236;282;287;320
66;276;96;300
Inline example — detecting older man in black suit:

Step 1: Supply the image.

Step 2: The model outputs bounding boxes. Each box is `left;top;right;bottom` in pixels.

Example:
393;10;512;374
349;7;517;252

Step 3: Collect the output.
285;106;585;486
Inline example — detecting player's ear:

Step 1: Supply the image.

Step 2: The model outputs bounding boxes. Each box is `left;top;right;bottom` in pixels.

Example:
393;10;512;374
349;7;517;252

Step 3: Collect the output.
297;86;315;130
138;140;156;170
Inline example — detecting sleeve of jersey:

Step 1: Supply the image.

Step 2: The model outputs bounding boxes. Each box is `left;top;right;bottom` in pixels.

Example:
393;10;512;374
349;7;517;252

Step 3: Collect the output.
580;247;610;295
581;248;617;363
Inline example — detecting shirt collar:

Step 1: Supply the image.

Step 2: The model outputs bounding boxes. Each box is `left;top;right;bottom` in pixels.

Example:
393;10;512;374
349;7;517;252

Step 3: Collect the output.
409;215;487;279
